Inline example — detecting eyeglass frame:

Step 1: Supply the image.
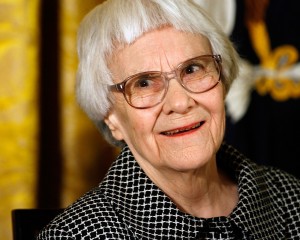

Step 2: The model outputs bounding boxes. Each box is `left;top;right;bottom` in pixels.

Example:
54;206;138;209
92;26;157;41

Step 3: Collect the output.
109;54;222;109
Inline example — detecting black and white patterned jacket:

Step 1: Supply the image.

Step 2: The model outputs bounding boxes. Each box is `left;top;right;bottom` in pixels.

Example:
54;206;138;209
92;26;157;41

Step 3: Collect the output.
38;143;300;239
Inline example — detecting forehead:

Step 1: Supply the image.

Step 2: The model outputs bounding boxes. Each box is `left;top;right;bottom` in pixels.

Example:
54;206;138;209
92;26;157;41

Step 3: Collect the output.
109;27;212;79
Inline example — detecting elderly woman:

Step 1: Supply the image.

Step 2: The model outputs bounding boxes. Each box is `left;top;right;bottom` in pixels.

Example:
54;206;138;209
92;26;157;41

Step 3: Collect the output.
38;0;300;239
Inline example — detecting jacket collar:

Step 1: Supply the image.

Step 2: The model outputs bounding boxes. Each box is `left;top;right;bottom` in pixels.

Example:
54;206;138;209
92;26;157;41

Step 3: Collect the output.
217;144;286;238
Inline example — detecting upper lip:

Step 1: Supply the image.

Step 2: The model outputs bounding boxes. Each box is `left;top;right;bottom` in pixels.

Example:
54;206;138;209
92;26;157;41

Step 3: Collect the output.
161;121;204;136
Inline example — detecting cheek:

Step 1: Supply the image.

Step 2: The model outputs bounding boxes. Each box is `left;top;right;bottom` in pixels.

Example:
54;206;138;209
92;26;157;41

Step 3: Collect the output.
211;99;226;142
114;104;159;143
130;111;158;135
110;96;135;140
204;87;226;136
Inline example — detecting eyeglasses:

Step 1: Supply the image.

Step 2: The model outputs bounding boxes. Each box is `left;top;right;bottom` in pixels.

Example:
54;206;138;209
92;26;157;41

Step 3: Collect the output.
109;54;222;109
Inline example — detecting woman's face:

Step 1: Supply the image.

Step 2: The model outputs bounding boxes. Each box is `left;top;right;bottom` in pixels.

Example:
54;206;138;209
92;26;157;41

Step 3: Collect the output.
106;27;226;175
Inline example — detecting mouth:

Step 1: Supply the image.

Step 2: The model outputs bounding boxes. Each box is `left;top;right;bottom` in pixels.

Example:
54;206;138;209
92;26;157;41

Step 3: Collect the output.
161;121;205;136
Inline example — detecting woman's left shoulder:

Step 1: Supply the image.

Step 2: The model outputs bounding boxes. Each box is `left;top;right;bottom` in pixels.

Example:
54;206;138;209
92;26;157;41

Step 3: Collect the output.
265;166;300;186
263;166;300;198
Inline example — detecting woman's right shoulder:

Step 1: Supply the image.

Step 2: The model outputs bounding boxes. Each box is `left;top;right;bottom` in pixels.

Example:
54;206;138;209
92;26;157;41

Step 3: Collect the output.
37;187;132;239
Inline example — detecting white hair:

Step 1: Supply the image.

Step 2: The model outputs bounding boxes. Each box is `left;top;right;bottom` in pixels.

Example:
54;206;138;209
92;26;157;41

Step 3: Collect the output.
76;0;240;146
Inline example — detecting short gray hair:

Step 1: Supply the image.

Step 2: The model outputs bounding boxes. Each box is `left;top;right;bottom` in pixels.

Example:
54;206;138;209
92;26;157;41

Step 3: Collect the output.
76;0;240;146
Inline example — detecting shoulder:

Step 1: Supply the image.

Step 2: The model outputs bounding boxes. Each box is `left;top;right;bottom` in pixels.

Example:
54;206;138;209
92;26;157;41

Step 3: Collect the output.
263;166;300;203
38;187;133;239
263;167;300;236
219;143;300;210
219;143;300;190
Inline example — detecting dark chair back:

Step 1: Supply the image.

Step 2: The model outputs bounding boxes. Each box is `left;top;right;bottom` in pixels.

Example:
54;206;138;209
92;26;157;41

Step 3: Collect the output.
12;209;64;240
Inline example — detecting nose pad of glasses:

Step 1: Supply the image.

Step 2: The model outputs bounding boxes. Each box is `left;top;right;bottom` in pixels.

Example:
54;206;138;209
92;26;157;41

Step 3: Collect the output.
164;71;177;81
164;70;190;93
163;75;191;102
163;71;182;89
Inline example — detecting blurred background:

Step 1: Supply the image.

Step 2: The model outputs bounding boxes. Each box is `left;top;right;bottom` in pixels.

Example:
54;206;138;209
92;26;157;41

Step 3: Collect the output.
0;0;299;239
0;0;116;239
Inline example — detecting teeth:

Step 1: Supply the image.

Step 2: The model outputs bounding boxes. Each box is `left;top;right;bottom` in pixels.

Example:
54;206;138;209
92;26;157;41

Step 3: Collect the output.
163;122;202;136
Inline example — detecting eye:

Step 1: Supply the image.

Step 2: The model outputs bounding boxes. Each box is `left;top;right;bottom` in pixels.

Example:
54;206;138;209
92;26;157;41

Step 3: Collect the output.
184;63;204;75
126;72;163;94
135;76;153;88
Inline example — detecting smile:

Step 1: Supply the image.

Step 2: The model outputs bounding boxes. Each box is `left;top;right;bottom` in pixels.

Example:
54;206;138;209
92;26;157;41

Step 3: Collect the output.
161;121;204;136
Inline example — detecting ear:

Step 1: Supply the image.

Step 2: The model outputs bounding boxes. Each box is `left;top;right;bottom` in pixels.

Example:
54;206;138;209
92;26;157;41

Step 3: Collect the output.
104;110;124;141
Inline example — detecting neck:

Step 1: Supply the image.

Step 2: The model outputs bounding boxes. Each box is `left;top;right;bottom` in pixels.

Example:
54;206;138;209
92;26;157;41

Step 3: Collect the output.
147;160;238;218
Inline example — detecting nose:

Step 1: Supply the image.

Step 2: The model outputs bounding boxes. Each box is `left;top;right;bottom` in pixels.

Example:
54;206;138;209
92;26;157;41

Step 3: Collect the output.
162;78;195;114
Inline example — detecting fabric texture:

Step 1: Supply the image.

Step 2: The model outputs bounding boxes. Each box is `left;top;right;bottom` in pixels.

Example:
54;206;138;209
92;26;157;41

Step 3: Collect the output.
38;143;300;239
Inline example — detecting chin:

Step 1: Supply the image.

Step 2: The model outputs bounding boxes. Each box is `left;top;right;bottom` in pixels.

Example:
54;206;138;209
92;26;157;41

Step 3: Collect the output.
163;147;215;172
